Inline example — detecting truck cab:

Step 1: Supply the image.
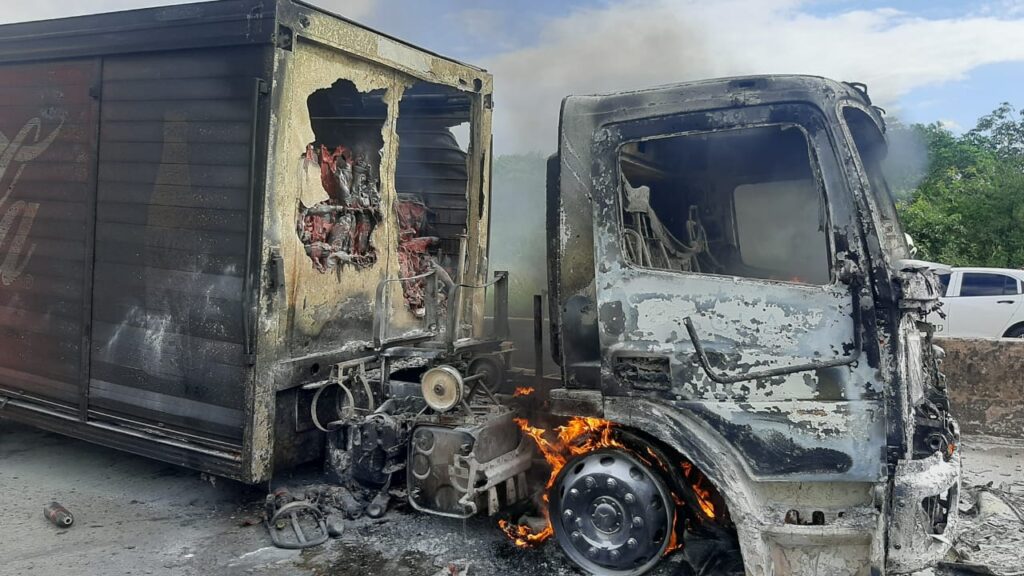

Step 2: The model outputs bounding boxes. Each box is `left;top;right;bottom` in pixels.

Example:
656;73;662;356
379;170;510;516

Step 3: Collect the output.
545;76;959;575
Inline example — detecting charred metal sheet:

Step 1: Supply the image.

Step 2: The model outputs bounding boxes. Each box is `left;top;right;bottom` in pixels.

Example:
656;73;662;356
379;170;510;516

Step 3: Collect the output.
252;8;494;482
271;1;495;340
581;93;884;479
888;451;960;573
264;41;403;361
87;47;264;448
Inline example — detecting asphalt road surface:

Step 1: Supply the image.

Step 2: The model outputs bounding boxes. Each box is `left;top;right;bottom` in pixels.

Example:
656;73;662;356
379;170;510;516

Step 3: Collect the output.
1;420;1022;576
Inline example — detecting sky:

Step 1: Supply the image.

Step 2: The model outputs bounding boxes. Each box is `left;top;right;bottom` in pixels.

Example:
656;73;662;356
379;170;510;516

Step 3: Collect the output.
3;0;1024;153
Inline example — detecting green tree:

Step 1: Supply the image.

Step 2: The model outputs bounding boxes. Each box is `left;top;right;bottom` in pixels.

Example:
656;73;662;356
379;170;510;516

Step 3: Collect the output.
895;104;1024;268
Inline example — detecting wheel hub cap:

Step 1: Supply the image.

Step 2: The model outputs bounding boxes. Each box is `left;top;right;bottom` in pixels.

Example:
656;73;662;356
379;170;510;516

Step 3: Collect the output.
590;497;624;534
551;449;674;575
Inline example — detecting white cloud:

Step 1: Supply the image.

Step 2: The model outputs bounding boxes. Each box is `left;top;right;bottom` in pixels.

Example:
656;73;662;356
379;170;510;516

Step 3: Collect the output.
938;119;964;132
485;0;1024;153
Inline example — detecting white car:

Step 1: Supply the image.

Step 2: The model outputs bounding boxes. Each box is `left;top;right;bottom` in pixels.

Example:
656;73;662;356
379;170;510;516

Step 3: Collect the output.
928;265;1024;338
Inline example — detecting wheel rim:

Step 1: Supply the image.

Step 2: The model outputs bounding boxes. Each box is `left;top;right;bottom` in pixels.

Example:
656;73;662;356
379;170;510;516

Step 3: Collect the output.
551;449;674;575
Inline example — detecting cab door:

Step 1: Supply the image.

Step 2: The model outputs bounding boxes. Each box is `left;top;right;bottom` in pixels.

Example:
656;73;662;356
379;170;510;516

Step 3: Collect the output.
588;103;885;481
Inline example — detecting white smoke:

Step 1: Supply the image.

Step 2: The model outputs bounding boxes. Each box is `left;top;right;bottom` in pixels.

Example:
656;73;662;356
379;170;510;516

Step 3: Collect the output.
483;0;1024;153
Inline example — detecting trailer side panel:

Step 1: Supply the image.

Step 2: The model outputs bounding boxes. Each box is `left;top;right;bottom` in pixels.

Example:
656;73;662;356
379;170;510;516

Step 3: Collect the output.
87;46;265;448
0;58;100;416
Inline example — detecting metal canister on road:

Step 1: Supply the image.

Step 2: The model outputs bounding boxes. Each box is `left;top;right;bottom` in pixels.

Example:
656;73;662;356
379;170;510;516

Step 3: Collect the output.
43;501;74;528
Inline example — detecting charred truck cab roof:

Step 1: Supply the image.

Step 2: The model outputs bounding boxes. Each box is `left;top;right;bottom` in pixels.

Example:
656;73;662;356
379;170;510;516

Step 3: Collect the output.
546;75;959;575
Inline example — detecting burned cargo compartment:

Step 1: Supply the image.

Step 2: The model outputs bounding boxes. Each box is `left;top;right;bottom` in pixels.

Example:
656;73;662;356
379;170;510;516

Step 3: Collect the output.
0;0;494;484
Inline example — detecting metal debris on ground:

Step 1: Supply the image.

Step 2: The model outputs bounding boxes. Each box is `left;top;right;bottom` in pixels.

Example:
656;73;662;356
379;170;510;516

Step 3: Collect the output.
263;480;402;550
431;559;470;576
42;501;73;528
938;483;1024;576
264;488;329;550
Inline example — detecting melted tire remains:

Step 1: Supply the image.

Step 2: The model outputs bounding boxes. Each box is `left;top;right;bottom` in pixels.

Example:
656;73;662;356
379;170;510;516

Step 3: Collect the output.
552;449;674;575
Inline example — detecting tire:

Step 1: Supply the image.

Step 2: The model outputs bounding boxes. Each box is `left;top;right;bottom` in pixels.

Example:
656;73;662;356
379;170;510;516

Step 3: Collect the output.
550;449;674;576
1004;324;1024;338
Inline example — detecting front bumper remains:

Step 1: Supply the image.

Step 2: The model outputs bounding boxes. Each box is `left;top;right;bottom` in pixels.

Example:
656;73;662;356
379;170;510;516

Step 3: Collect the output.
887;450;961;573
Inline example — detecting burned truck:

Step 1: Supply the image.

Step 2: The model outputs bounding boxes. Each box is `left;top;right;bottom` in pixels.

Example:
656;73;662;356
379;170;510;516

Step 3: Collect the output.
0;1;958;575
540;77;960;575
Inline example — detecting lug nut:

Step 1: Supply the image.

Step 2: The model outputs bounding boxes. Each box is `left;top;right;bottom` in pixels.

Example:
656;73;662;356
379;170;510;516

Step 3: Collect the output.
626;537;638;549
584;476;596;489
632;516;644;528
609;550;621;561
624;493;635;504
569;488;580;498
571;530;582;541
606;478;618;490
563;509;574;521
575;517;584;528
587;546;599;558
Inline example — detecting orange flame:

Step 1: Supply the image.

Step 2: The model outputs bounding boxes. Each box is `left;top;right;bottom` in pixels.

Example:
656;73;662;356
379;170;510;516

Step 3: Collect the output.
498;518;553;547
513;387;535;397
501;416;720;553
500;417;623;547
681;462;716;519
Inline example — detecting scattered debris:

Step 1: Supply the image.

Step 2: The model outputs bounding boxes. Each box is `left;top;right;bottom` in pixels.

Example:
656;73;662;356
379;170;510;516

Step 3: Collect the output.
264;488;329;550
43;501;73;528
434;559;471;576
939;484;1024;575
325;514;345;538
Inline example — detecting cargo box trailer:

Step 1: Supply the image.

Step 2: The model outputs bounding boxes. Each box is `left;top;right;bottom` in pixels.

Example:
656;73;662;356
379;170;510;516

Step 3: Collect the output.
0;0;498;484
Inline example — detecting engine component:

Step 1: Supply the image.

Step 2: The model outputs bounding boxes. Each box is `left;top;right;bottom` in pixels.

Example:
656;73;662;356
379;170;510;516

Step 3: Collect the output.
421;365;464;412
408;409;531;518
350;412;407;487
551;449;674;575
43;501;73;528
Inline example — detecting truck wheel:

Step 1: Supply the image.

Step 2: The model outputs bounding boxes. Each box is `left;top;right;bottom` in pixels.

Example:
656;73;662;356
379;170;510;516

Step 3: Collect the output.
551;449;674;575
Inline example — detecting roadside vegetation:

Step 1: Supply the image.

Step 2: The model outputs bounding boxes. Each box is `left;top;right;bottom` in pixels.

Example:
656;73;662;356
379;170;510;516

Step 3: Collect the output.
892;103;1024;268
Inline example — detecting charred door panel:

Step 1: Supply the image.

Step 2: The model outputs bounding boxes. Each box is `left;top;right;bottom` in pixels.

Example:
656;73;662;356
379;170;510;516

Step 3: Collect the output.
590;104;886;481
88;47;263;444
0;58;99;413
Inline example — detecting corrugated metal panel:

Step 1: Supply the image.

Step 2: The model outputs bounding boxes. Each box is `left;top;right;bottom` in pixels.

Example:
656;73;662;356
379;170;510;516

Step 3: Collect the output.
395;123;469;251
88;47;262;444
0;58;98;414
0;0;274;65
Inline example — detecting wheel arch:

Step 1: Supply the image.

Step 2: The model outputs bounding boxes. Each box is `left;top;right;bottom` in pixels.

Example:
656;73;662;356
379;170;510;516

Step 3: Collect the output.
603;396;770;574
1002;321;1024;338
